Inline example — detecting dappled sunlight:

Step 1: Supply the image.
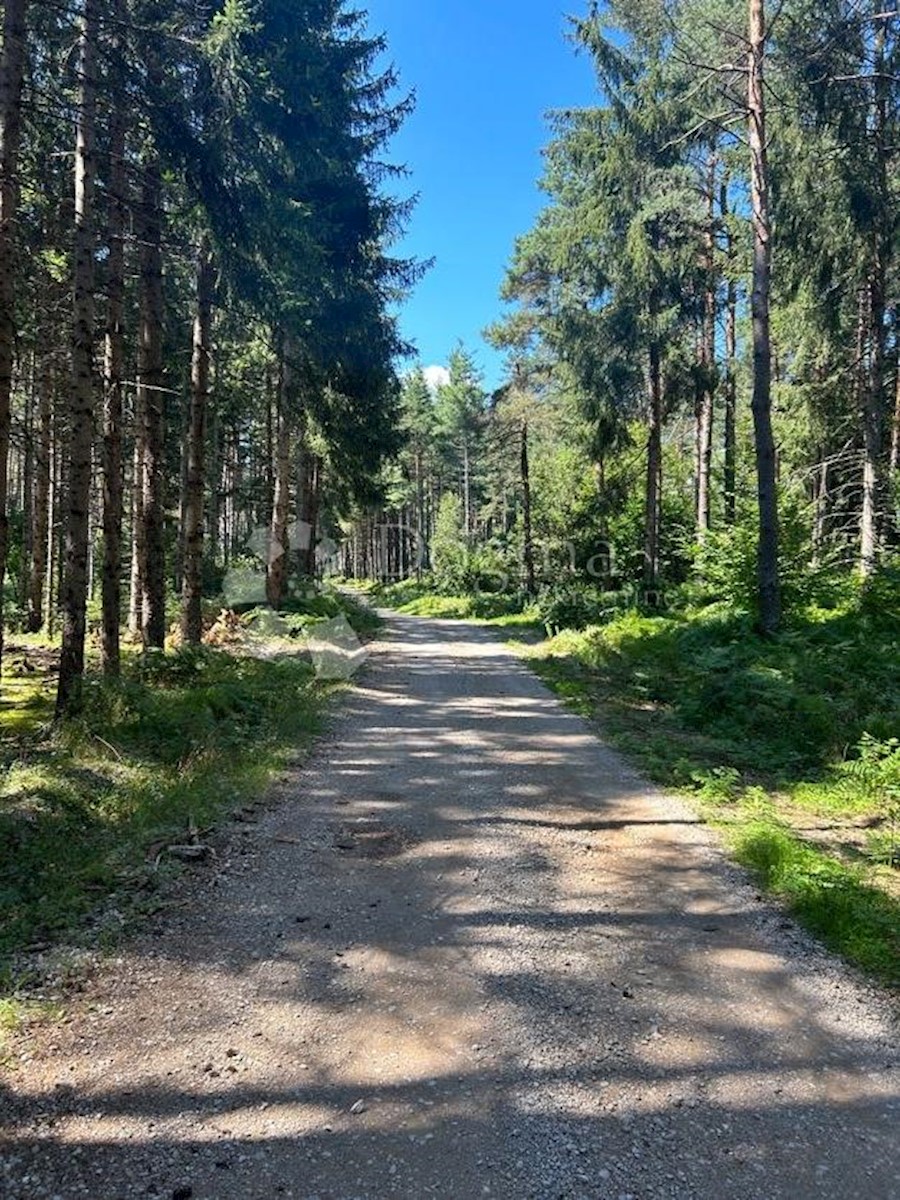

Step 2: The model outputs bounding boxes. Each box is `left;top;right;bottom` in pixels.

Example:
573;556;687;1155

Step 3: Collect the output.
4;613;898;1198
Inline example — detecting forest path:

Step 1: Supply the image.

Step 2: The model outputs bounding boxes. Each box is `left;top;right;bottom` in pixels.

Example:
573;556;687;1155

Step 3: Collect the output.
2;613;899;1200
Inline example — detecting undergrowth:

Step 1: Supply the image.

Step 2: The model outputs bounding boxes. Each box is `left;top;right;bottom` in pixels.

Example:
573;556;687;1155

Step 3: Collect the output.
367;577;540;627
524;597;900;983
0;594;380;976
731;822;899;982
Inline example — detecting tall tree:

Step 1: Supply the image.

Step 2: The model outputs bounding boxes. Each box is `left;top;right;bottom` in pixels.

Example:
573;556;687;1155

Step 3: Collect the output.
181;235;214;644
266;332;295;608
0;0;28;673
748;0;781;633
57;0;98;714
136;148;166;648
100;0;127;674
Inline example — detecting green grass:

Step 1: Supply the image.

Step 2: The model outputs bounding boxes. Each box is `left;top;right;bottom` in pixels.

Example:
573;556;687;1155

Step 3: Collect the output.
0;994;63;1061
0;588;384;977
368;578;542;630
238;586;383;642
526;604;899;798
731;822;899;982
522;600;900;984
0;648;340;965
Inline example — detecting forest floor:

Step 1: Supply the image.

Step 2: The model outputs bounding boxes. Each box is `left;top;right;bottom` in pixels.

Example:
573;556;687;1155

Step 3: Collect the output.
2;610;899;1199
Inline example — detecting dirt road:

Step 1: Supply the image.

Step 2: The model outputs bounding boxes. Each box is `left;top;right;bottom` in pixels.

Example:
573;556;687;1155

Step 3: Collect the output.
2;613;898;1199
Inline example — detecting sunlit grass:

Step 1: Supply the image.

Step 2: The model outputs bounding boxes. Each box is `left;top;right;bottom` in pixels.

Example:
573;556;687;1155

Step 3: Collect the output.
731;822;899;983
0;592;383;973
518;601;900;984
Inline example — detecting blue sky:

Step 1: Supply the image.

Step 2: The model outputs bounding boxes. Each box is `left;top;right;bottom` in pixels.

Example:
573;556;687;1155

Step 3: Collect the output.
363;0;598;391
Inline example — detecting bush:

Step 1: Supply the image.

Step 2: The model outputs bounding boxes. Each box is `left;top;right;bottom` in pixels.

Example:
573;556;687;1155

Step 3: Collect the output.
537;584;605;634
691;498;849;616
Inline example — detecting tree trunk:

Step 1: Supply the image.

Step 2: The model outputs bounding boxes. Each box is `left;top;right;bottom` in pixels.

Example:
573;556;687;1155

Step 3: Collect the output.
415;445;425;577
304;455;321;578
19;345;34;613
521;419;535;595
889;350;899;477
45;394;62;634
860;269;885;574
643;341;662;594
100;31;126;674
137;151;166;647
462;438;471;540
860;24;889;575
181;235;214;644
812;452;829;564
697;151;716;537
721;183;737;526
57;0;98;715
128;409;145;638
27;354;51;631
748;0;780;633
266;333;293;608
0;0;27;673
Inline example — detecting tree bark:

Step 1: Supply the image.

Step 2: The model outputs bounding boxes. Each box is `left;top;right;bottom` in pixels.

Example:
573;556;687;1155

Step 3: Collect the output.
0;0;27;673
415;444;425;577
57;0;98;715
859;23;889;575
748;0;780;633
137;151;166;647
860;272;884;574
19;344;34;613
521;419;536;595
890;349;899;477
27;352;51;631
303;455;321;578
721;183;737;526
266;333;294;608
812;452;829;563
100;24;126;674
643;341;662;594
128;406;145;638
462;437;471;540
181;235;214;644
697;151;717;537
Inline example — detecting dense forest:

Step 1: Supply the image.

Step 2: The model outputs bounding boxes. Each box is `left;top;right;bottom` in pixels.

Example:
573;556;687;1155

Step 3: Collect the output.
1;0;897;698
0;0;415;715
352;1;899;635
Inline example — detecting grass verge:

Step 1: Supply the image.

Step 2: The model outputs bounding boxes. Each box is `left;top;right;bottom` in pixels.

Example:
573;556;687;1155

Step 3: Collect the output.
730;820;899;981
523;602;899;985
1;593;382;1007
356;577;542;630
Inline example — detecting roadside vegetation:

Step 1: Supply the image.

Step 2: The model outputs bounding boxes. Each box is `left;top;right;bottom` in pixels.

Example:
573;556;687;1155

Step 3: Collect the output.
0;590;379;1003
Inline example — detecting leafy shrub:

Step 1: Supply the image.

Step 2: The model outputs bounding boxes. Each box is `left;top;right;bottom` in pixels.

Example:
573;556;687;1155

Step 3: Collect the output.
535;582;634;634
691;498;849;616
132;645;216;687
690;765;743;803
431;494;468;592
838;735;900;867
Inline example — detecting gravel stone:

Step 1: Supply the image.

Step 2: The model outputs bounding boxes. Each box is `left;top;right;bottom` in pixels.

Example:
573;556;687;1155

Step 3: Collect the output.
1;612;898;1199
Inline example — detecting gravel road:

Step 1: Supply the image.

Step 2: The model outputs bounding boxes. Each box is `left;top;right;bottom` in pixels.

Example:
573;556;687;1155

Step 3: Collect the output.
2;612;899;1200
